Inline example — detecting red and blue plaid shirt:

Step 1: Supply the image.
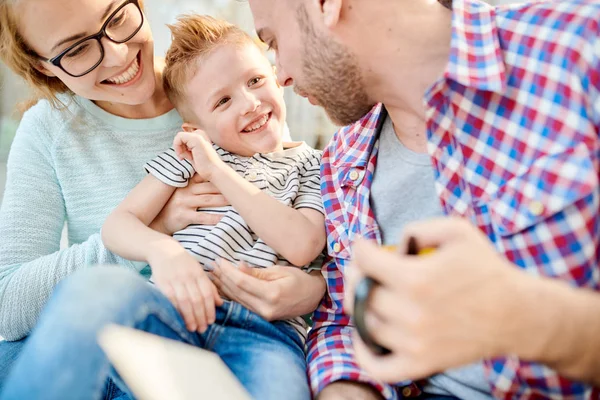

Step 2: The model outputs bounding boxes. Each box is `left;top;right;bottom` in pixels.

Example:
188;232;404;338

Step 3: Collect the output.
307;0;600;398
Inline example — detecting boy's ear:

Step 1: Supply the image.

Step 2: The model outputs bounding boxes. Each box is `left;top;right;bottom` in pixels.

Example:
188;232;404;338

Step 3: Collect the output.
181;122;200;132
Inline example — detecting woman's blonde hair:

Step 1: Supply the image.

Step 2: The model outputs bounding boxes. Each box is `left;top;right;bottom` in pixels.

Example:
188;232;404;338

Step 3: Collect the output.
0;0;145;111
163;14;256;121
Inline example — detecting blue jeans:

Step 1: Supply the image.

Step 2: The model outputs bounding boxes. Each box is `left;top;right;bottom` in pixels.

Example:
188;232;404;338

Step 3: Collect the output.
0;339;25;394
0;267;309;400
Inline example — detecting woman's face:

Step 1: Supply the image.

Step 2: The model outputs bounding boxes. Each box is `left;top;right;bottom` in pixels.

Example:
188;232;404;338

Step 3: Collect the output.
16;0;156;105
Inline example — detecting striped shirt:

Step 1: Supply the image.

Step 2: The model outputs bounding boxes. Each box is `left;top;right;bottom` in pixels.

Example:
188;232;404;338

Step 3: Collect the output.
145;142;323;270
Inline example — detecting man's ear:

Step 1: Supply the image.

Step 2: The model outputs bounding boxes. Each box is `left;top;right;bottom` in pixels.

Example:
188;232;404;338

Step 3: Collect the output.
312;0;343;29
181;122;200;132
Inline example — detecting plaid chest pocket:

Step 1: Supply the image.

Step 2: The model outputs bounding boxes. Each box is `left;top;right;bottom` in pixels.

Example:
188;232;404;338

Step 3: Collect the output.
477;143;598;283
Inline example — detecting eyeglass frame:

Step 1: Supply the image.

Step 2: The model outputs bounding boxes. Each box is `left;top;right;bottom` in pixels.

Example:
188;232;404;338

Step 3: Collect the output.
36;0;144;78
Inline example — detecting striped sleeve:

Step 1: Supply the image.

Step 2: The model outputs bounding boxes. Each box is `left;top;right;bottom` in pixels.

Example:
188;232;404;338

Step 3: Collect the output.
293;149;324;214
144;148;195;188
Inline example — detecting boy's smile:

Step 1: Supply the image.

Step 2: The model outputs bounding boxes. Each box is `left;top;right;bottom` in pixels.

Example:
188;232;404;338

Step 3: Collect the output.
184;43;286;157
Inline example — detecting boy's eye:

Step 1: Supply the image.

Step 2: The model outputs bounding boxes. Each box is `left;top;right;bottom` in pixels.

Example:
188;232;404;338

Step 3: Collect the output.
215;97;230;108
248;77;263;87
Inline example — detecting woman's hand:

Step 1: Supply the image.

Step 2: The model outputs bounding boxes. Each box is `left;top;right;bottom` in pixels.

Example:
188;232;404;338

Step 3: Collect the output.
209;260;326;321
150;175;229;235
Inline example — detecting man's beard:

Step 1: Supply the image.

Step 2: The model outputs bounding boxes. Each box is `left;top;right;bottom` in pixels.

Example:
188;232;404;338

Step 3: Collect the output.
296;5;375;126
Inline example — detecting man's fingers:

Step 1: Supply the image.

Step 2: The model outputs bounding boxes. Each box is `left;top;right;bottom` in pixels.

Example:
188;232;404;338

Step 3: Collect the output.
352;332;418;383
398;217;472;250
352;239;415;287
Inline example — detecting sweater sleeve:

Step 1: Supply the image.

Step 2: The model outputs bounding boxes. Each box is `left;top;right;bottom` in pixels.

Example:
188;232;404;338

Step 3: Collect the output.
0;112;141;341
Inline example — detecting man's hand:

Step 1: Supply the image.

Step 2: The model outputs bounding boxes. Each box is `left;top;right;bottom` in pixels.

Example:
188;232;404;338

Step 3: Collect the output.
209;259;325;321
148;245;223;332
173;130;224;181
344;217;537;383
317;381;384;400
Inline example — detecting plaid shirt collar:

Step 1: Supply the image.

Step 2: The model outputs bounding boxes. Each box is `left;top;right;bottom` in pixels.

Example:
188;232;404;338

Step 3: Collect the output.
335;0;510;173
330;105;386;172
430;0;508;97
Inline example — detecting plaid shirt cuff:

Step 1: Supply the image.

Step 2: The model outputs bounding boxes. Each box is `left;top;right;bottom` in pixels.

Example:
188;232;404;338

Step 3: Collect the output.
307;324;404;399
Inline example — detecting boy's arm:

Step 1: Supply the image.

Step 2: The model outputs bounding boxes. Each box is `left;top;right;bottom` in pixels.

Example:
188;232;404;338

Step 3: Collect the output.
102;174;221;333
102;174;183;263
211;162;325;267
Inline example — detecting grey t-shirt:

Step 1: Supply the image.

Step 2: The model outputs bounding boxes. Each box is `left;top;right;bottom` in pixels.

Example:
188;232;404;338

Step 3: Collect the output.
370;116;492;399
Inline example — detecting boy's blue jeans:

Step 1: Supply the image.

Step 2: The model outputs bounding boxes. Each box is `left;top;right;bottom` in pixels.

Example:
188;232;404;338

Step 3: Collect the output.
0;267;310;400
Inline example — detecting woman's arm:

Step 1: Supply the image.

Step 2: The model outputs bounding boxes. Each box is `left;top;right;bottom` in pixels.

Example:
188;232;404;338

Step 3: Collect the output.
0;118;141;341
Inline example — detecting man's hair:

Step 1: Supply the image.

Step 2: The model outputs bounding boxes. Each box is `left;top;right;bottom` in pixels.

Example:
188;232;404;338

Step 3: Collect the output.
163;14;255;120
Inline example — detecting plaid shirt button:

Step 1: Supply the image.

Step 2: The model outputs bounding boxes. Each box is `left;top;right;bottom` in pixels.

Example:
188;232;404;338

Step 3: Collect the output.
529;201;544;217
332;242;341;253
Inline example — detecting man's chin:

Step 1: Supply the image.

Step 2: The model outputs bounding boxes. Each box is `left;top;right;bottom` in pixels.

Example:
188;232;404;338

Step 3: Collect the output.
322;103;376;127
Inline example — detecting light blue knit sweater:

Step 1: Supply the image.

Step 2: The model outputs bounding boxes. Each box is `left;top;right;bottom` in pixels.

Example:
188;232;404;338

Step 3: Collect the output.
0;95;182;341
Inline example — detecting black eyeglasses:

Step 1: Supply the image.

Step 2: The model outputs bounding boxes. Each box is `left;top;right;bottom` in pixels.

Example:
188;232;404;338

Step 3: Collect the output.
38;0;144;78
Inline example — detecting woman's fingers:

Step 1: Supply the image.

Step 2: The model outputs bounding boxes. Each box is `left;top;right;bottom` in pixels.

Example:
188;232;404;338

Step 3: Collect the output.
187;210;223;225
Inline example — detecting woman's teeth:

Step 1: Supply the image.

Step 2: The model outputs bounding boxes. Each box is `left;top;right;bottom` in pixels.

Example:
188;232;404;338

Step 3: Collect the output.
243;114;270;132
105;57;139;85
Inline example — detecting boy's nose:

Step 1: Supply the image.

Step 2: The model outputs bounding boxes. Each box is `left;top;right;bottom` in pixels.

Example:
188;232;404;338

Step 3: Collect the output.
241;93;261;115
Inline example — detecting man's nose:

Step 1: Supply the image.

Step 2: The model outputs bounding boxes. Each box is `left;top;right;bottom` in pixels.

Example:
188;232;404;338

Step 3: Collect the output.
276;59;293;87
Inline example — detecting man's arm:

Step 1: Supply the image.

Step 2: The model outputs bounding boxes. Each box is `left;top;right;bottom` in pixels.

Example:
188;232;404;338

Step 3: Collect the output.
307;257;399;400
345;218;600;387
512;274;600;386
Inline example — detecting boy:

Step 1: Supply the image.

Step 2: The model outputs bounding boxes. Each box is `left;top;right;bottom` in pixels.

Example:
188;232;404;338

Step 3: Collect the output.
101;14;325;399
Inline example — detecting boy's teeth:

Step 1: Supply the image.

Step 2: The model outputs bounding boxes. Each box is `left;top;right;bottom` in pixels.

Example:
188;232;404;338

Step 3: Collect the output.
243;114;269;132
106;57;140;85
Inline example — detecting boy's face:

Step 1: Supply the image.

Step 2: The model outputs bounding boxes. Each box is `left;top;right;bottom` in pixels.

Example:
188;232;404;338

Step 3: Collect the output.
184;43;286;157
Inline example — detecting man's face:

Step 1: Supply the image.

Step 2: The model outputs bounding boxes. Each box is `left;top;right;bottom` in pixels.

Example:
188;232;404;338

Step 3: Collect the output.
250;0;375;126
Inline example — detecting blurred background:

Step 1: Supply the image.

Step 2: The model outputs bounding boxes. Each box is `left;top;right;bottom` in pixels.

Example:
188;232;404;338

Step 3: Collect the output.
0;0;516;202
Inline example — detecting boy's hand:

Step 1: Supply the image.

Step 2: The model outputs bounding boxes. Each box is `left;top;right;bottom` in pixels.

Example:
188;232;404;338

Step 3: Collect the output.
173;130;224;180
149;246;223;332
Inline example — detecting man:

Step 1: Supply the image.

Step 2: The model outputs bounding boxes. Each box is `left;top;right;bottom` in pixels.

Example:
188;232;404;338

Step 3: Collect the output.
246;0;600;399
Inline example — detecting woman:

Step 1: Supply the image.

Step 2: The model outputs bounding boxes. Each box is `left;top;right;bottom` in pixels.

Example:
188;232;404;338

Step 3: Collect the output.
0;0;325;398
